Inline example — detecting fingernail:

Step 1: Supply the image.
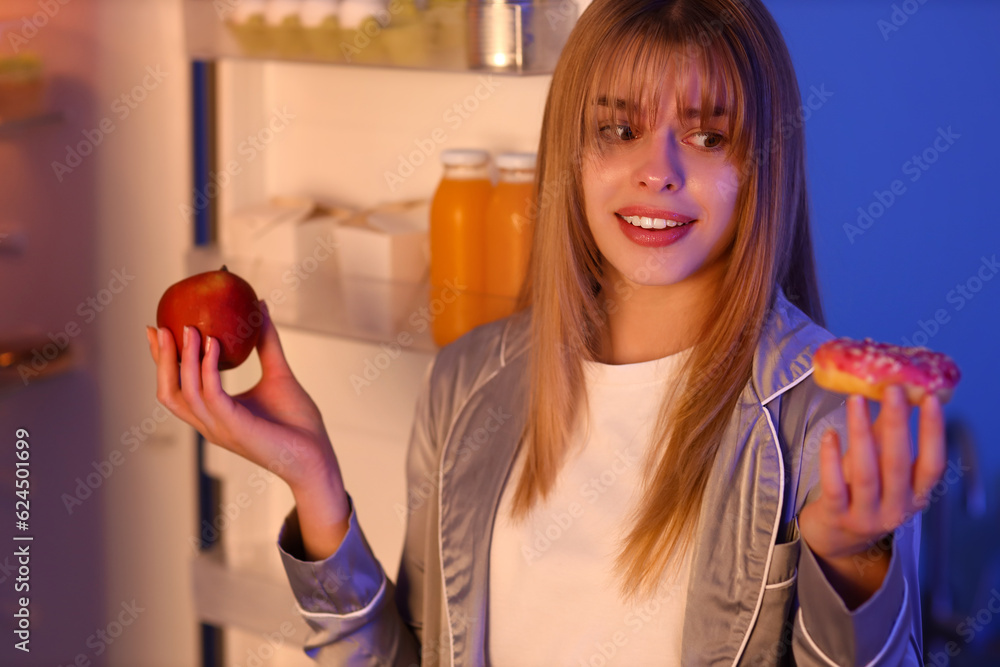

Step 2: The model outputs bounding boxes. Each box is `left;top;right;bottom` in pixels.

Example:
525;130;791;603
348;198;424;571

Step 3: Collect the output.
183;326;190;348
205;336;212;355
158;328;167;348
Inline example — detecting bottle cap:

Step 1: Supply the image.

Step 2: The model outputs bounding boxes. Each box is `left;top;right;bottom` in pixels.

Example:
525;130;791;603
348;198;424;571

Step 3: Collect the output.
495;152;536;170
440;149;490;167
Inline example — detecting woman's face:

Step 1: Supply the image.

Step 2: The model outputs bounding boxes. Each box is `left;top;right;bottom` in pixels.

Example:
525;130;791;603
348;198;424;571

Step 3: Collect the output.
581;64;741;294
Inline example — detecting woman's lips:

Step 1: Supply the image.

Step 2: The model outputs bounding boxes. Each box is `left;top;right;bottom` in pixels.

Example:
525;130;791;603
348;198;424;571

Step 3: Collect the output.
614;207;697;248
615;206;696;226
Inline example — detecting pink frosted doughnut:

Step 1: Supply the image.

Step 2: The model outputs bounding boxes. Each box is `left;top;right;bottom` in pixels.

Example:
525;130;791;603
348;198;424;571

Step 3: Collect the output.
813;337;960;405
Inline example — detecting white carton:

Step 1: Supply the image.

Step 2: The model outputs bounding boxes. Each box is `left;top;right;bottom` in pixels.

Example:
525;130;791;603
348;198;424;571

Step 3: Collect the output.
334;200;429;282
334;201;430;338
221;196;352;266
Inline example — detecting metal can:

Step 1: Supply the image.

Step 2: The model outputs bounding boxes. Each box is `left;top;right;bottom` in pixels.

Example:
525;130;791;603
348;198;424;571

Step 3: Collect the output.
467;0;538;72
467;0;577;72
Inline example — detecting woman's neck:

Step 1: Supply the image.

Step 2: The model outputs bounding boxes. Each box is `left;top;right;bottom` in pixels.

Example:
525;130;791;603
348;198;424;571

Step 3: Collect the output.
597;264;724;365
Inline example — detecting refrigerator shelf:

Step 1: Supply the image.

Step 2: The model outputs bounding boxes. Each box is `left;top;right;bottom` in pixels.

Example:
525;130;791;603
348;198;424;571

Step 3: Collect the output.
186;245;519;354
184;0;575;75
0;111;62;134
191;543;311;645
0;335;79;399
186;244;436;353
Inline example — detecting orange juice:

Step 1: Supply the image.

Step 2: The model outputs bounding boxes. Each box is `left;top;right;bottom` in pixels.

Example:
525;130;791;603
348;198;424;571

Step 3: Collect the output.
484;152;536;320
429;149;492;346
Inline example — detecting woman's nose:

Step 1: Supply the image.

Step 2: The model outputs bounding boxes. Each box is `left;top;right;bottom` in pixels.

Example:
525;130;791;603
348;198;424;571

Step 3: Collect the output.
634;131;684;191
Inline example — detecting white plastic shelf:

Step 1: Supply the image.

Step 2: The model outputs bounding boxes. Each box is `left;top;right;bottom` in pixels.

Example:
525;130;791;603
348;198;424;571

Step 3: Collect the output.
191;544;311;644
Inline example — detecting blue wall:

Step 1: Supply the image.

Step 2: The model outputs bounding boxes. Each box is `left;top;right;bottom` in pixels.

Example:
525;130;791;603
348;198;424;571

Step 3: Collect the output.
765;0;999;660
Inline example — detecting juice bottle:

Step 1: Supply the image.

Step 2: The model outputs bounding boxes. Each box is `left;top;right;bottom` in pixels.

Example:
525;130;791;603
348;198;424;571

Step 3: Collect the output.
484;152;536;321
430;149;492;346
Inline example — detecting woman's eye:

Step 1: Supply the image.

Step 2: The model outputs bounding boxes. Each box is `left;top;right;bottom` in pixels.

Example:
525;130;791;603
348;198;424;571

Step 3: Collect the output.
689;131;726;150
614;124;636;141
599;122;637;141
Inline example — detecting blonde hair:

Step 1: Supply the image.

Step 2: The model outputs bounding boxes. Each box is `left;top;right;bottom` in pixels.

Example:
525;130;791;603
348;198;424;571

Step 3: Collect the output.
513;0;824;599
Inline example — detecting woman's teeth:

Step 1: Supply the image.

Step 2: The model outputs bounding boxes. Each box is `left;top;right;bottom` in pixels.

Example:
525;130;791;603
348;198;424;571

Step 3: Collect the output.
620;215;691;230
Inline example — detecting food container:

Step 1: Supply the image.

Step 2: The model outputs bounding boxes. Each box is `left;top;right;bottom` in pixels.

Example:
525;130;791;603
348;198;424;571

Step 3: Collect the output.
380;0;430;67
0;53;45;122
338;0;391;64
424;0;467;69
466;0;575;72
301;0;343;61
334;200;429;282
226;0;273;55
334;200;430;337
222;196;352;266
266;0;308;57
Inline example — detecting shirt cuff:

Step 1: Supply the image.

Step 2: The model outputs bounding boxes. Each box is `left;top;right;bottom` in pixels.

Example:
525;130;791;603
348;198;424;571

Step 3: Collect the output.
277;495;386;616
797;526;908;665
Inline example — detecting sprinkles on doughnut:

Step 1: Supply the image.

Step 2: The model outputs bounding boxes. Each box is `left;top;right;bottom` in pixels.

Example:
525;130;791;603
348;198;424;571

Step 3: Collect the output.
812;337;960;405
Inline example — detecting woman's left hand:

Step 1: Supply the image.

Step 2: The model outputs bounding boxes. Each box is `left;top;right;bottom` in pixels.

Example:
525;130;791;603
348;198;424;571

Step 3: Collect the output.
798;385;946;605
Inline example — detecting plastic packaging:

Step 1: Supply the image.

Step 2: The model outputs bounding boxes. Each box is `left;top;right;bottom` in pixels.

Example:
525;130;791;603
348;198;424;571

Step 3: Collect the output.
335;201;430;338
484;151;536;320
339;0;391;64
228;0;272;54
425;0;467;69
380;0;430;67
266;0;308;57
300;0;343;61
429;149;492;346
0;53;44;122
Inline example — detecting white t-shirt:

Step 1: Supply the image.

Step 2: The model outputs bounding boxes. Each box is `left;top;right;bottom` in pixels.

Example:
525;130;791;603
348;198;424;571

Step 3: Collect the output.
488;350;694;666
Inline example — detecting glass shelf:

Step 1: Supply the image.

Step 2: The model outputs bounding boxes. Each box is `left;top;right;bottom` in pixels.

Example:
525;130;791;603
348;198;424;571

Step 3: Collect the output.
0;337;78;399
0;111;62;134
186;245;442;353
184;0;575;74
185;245;519;354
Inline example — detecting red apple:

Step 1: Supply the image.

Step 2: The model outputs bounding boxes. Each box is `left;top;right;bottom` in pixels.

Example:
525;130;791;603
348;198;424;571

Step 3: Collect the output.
156;265;262;370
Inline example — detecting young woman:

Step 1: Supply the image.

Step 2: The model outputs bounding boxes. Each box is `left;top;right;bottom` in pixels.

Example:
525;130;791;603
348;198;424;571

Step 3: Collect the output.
148;0;943;663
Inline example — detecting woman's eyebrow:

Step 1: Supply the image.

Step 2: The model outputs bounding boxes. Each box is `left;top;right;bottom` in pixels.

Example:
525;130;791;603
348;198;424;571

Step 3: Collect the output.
680;105;729;119
594;95;630;110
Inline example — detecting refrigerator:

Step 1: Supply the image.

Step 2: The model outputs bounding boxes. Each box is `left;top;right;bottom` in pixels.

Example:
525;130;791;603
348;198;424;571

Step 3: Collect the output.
1;0;998;665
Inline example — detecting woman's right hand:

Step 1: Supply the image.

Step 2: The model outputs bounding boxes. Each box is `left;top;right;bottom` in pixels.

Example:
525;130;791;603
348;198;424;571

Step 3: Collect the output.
146;302;351;558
